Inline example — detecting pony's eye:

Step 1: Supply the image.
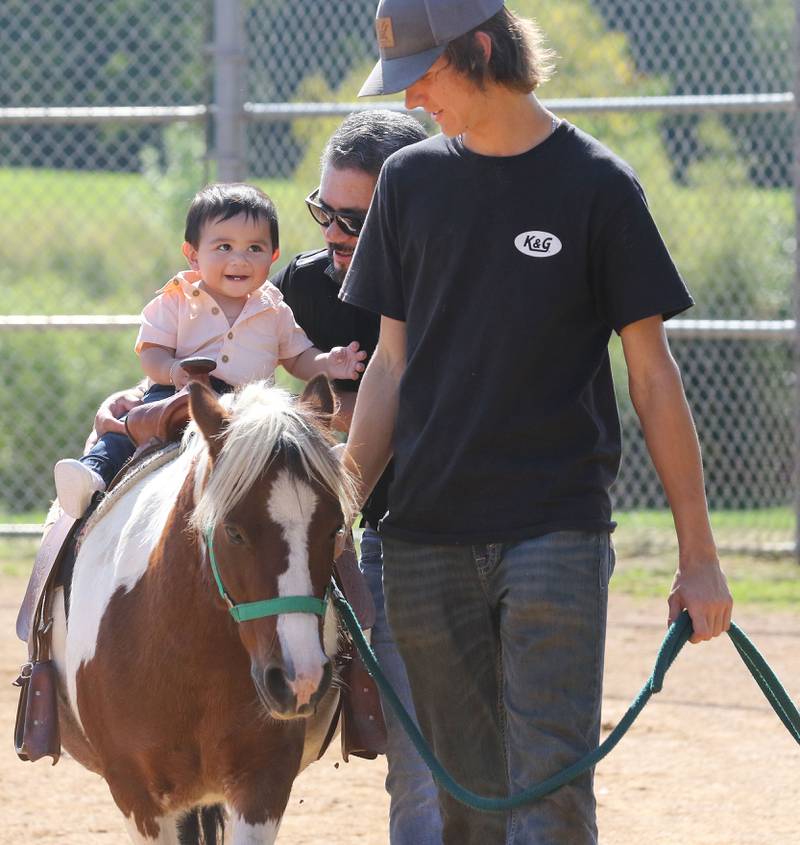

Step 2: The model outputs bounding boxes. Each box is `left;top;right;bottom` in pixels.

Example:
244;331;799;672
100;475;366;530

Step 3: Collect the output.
225;525;245;545
331;525;345;540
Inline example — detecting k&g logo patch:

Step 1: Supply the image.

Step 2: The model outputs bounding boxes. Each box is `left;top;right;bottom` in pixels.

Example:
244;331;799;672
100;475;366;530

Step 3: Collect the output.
514;230;562;258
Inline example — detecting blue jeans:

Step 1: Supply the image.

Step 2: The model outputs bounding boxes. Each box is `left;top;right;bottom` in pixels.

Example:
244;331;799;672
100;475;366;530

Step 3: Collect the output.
381;530;614;845
359;528;443;845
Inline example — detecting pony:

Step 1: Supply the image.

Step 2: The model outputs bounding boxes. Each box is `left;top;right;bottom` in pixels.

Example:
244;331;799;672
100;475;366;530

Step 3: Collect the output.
49;376;359;843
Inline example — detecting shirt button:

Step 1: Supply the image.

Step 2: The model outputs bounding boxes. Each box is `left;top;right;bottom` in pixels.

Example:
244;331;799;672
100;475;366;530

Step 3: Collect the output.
211;306;219;315
172;279;179;286
192;290;200;297
227;331;233;339
221;355;229;363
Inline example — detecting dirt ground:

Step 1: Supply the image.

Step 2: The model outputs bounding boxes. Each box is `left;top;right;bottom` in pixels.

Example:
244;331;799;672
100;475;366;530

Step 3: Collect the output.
2;573;798;844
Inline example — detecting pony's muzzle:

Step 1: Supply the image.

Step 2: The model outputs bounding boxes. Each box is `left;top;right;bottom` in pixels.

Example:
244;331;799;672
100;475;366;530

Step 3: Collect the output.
260;659;332;718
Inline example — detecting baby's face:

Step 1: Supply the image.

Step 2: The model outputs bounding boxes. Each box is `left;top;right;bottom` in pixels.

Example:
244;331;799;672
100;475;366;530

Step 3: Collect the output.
184;213;278;304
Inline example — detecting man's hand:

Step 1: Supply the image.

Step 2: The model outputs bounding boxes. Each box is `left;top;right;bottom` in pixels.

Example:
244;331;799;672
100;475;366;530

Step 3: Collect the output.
668;558;733;643
620;317;733;646
83;386;146;452
326;341;367;381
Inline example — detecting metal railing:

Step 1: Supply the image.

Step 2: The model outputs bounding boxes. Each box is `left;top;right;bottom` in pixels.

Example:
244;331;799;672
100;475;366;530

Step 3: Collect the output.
2;315;796;543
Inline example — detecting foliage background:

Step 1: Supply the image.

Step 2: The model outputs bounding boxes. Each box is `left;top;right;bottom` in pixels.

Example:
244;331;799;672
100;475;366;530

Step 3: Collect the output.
0;0;794;551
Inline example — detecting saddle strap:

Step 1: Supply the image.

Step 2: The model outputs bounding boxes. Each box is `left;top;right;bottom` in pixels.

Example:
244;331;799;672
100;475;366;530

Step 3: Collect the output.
333;542;376;630
16;512;77;643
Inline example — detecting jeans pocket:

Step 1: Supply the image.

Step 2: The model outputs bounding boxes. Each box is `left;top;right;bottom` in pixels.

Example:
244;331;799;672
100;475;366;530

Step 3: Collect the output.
598;533;615;591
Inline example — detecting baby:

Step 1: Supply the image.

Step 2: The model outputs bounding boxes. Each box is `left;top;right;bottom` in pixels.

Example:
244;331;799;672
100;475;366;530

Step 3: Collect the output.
54;182;365;518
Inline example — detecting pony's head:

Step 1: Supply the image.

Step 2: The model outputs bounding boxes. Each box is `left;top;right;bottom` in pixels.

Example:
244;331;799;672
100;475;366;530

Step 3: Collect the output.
187;376;358;719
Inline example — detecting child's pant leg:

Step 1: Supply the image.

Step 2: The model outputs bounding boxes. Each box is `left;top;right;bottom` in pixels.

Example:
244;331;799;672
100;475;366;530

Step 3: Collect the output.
80;432;136;487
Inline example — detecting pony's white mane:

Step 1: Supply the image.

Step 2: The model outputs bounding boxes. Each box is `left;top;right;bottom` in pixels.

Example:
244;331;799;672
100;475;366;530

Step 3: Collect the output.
185;381;358;533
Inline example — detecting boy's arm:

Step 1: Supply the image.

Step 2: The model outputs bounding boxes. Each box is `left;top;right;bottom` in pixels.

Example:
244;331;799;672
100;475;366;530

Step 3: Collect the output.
343;316;406;506
620;314;732;643
138;343;190;389
281;341;366;383
136;287;184;385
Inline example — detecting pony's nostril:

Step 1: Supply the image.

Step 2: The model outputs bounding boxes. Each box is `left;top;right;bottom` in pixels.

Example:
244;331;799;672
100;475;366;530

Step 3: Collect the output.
264;665;291;702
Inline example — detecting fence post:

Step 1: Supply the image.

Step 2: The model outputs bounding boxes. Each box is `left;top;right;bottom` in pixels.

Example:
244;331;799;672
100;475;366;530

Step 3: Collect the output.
212;0;246;181
795;0;800;563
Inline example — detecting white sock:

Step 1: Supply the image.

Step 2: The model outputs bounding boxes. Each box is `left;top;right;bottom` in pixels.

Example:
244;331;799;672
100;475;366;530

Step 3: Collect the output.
54;459;106;519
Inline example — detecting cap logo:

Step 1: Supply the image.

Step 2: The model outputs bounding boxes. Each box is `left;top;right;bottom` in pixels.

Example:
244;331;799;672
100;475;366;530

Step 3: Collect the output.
376;17;396;49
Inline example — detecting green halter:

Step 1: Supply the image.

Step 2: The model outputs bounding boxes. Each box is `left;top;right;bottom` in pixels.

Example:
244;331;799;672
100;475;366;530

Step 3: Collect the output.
204;527;328;623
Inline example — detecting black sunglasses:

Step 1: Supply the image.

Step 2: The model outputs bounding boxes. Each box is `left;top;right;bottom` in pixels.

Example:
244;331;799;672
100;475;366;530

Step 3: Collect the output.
305;188;367;237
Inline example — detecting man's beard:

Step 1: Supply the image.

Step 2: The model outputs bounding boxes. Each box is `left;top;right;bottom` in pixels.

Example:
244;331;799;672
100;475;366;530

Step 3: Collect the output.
327;244;353;285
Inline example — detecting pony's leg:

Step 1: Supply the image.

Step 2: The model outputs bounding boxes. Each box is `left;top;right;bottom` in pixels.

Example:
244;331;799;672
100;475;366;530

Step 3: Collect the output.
122;811;181;844
229;811;281;844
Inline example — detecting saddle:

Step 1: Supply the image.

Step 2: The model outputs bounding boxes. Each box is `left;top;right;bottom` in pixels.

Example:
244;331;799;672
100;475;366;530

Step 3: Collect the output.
125;357;217;449
13;447;177;765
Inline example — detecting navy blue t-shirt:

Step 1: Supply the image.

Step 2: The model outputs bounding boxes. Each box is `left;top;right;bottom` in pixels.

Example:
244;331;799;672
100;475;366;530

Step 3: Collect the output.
340;121;693;544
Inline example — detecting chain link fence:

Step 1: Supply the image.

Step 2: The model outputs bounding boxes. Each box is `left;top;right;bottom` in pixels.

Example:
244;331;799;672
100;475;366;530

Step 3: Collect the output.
1;0;797;557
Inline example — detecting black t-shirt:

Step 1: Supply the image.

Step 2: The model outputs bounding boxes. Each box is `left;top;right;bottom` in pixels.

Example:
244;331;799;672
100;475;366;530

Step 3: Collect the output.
272;249;391;528
340;121;693;544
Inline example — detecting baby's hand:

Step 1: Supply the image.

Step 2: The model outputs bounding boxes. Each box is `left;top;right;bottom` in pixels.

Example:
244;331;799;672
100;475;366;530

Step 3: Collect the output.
169;361;191;390
327;341;367;381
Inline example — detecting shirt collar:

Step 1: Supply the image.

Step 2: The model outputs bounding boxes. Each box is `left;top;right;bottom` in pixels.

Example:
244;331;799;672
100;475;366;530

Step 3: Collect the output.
324;257;345;287
156;269;203;297
156;270;284;313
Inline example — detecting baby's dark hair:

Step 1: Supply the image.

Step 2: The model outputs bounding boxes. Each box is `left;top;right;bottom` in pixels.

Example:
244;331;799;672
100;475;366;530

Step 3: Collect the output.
184;183;279;250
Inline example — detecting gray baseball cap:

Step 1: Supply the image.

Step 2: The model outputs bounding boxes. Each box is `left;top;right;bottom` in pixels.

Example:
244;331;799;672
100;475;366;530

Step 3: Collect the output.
359;0;505;97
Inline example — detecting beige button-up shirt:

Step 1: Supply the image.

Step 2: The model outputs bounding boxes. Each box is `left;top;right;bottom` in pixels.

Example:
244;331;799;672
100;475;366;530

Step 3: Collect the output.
134;270;313;386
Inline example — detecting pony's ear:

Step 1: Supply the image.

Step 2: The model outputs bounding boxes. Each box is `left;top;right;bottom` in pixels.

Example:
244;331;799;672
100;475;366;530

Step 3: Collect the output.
188;382;230;460
300;374;338;427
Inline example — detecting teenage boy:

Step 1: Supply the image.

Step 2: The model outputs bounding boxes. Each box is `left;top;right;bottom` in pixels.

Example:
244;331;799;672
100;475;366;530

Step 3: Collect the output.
340;2;733;843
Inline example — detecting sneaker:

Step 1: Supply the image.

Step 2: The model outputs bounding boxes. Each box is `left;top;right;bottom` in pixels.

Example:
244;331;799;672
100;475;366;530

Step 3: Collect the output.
54;459;106;519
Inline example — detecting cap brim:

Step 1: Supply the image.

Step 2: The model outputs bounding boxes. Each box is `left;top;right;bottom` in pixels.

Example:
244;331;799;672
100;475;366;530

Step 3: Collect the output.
358;44;447;97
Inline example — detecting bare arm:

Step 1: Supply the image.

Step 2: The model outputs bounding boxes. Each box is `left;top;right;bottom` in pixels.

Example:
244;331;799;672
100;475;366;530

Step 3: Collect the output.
282;341;366;382
343;316;406;506
620;315;732;642
138;342;191;389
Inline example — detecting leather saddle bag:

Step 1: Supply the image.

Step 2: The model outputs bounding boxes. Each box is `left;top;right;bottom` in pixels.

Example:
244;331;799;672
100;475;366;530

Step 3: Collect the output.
338;639;387;761
14;510;82;765
14;660;61;764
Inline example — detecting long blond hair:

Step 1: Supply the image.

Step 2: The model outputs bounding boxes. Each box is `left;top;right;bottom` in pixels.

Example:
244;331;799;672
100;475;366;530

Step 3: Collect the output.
187;381;359;533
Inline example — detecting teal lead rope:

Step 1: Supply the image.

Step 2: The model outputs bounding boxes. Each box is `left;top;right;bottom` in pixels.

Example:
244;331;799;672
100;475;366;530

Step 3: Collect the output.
333;596;800;813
